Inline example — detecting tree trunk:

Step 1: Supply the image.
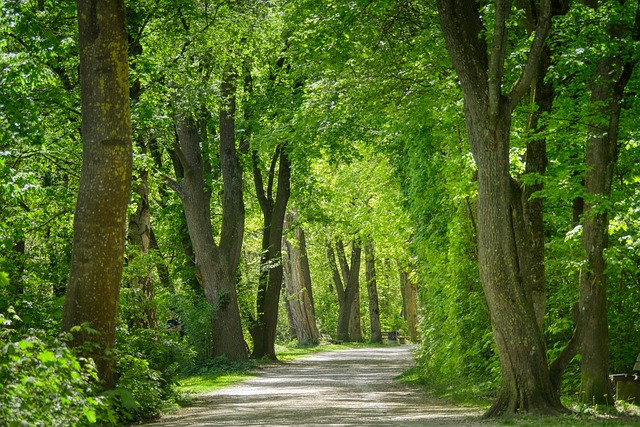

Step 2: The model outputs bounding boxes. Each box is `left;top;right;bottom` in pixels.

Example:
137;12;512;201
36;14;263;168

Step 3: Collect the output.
250;146;291;359
349;291;363;342
436;0;565;416
168;68;248;361
334;240;362;342
365;240;382;344
127;166;158;329
576;0;640;404
283;209;320;344
61;0;132;389
399;265;419;343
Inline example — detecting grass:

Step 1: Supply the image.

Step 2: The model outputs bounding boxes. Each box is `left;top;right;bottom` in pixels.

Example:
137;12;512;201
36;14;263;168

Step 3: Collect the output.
399;368;640;426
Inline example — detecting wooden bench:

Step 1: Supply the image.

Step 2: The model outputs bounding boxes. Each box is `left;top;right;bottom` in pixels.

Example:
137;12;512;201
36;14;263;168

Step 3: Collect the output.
610;374;640;404
382;331;406;344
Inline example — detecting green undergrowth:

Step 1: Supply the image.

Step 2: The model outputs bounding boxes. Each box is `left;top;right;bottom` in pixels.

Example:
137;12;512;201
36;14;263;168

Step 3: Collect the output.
398;365;495;408
399;367;640;426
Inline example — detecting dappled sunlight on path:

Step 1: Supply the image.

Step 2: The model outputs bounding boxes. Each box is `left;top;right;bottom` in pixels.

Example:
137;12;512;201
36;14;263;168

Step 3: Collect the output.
145;346;483;426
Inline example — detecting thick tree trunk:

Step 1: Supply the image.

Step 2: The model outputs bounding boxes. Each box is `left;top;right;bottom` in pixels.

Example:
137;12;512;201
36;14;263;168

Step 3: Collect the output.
365;241;382;344
349;291;363;342
250;147;291;359
173;114;247;360
168;68;248;361
579;57;629;404
334;240;362;342
283;209;320;344
436;0;564;416
576;0;640;403
475;112;560;417
399;266;419;343
61;0;132;389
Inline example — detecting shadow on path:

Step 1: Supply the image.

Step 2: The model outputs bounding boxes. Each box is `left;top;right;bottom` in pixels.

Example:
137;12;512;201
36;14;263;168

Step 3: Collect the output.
145;346;483;426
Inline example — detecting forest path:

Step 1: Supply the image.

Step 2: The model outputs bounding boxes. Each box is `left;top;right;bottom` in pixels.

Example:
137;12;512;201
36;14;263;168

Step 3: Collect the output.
145;345;486;426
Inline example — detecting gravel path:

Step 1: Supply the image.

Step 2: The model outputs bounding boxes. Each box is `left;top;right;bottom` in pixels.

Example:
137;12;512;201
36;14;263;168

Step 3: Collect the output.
145;346;484;426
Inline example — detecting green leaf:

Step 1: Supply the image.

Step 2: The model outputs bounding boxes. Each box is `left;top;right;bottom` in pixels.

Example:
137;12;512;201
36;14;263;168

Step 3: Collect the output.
83;407;97;423
37;350;56;364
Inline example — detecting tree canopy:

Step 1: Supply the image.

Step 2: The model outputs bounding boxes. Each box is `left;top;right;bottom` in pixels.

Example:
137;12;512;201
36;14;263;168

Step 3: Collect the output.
3;0;640;423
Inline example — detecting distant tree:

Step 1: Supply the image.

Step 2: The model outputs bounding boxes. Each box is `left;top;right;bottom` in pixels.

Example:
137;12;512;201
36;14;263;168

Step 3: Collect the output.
283;208;320;344
250;144;291;359
61;0;132;389
328;239;362;343
365;240;382;344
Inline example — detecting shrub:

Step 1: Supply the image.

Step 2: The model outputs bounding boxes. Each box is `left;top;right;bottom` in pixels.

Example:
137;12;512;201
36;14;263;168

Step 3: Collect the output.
0;311;109;426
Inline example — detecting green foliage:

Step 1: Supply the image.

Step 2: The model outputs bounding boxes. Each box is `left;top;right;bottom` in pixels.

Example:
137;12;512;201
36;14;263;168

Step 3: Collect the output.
110;327;195;422
0;311;109;426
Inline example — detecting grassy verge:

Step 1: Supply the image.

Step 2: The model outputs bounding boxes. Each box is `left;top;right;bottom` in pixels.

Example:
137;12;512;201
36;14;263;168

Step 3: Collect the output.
399;367;640;426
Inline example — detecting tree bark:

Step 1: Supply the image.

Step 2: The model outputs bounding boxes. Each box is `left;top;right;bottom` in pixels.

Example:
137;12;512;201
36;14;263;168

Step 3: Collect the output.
436;0;565;416
283;208;320;344
334;239;362;342
169;68;248;361
349;290;363;342
577;0;639;404
250;146;291;359
61;0;132;389
399;265;419;343
365;240;382;344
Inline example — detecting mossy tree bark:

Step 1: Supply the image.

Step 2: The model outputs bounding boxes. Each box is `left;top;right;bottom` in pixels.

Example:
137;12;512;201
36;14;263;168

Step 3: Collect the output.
61;0;132;389
283;208;320;345
436;0;566;416
578;0;640;402
329;239;362;343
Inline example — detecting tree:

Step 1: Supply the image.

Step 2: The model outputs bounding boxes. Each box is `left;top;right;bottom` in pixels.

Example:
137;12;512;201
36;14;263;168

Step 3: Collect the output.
249;144;291;359
576;0;640;404
61;0;132;389
328;239;362;343
283;207;320;344
435;0;565;415
167;67;248;361
365;240;382;344
398;263;419;343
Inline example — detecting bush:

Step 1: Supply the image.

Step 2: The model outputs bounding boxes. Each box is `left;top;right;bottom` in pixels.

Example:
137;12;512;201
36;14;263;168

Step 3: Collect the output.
110;326;195;423
0;311;109;426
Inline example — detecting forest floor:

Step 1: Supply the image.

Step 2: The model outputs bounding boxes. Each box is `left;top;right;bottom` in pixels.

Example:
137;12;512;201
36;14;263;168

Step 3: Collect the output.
142;346;639;426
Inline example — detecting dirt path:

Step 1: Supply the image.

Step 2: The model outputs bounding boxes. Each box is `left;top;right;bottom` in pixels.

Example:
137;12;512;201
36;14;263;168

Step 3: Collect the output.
146;346;485;426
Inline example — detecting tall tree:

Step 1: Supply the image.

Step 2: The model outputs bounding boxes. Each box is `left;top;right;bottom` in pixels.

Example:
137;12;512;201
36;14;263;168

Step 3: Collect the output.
435;0;565;415
250;144;291;359
328;239;362;343
167;68;248;361
61;0;132;389
577;0;640;404
398;264;419;343
283;208;320;344
365;240;382;344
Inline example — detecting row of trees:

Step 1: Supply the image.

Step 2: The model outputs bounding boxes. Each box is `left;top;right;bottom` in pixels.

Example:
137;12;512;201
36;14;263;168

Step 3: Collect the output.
0;0;416;411
3;0;640;420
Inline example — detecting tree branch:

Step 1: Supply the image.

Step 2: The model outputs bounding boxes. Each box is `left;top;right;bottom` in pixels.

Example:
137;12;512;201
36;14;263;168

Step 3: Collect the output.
508;0;552;112
266;145;281;203
488;0;511;124
252;149;271;215
161;173;184;198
